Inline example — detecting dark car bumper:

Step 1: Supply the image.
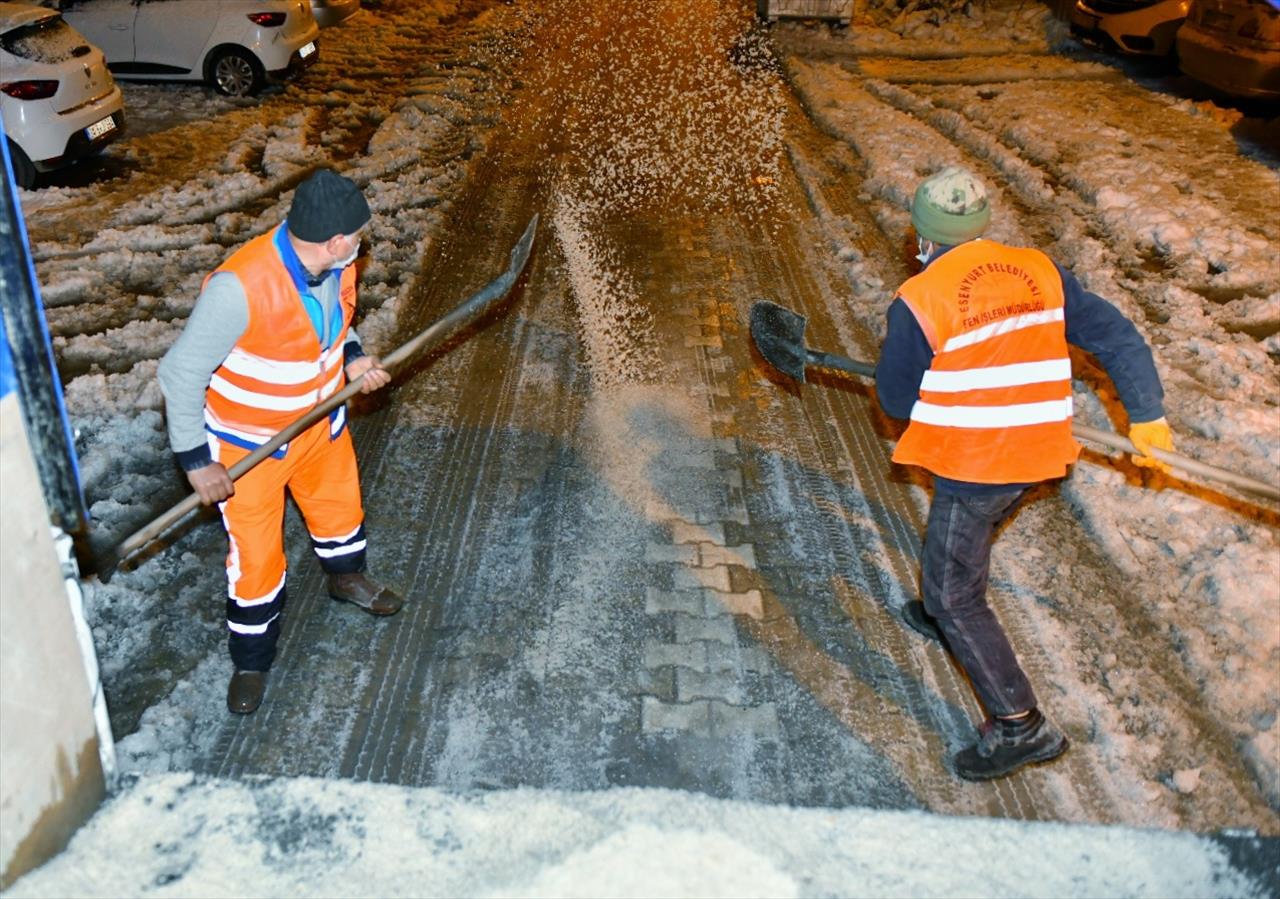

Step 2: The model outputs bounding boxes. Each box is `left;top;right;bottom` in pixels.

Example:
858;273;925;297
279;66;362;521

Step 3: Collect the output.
267;42;319;82
1068;2;1185;55
35;109;125;172
1070;20;1125;52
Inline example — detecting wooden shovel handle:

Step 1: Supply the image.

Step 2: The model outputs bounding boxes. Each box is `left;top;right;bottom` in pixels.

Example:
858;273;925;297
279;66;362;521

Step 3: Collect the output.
802;349;1278;501
1071;423;1279;501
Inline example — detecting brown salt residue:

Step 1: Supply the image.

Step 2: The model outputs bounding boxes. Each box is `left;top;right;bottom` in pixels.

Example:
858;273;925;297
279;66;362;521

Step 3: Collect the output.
580;382;714;521
512;0;787;219
552;193;658;391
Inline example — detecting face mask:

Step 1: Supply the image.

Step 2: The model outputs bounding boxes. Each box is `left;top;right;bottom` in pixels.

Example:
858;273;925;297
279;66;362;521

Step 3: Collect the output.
915;237;934;265
333;237;361;270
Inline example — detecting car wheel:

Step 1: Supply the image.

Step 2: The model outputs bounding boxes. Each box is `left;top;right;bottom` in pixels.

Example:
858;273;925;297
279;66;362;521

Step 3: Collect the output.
209;47;265;97
5;140;37;190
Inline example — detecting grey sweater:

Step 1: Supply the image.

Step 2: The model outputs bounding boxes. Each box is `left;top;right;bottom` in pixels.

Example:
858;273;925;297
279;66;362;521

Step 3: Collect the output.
157;271;362;469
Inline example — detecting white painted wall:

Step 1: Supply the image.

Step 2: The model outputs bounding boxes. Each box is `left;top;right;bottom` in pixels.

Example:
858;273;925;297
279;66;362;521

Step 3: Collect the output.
0;393;104;888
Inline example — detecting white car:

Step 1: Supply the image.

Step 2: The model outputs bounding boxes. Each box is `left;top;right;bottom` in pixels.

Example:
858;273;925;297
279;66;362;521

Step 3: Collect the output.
48;0;320;97
1177;0;1280;100
1;2;124;188
1069;0;1191;57
310;0;357;28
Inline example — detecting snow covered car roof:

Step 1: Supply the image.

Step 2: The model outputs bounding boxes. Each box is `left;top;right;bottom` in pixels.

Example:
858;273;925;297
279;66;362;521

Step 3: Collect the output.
0;1;59;32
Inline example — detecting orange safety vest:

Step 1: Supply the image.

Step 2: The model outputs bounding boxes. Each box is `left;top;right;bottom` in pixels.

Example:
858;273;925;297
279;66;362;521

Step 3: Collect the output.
891;240;1081;484
202;228;358;453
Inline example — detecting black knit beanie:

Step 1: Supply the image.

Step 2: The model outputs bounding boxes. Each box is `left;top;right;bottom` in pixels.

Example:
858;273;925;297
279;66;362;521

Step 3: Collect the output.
287;169;370;242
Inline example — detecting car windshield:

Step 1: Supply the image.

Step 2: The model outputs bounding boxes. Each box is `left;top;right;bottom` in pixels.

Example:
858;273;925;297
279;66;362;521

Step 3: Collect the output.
1;16;89;64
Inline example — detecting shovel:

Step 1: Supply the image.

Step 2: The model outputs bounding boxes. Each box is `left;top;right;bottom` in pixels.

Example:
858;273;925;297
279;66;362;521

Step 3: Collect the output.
97;214;539;581
749;299;1280;502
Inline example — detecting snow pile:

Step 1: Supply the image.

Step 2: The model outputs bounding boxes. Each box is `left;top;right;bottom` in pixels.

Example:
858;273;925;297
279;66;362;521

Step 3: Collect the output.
872;0;1068;49
4;773;1265;899
774;0;1066;56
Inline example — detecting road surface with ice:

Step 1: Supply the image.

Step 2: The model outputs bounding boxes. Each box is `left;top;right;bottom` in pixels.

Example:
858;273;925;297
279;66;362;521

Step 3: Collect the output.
17;0;1278;848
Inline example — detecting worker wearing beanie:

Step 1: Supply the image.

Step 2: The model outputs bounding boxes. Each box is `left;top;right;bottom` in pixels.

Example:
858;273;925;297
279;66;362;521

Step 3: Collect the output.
158;168;402;715
875;165;1174;780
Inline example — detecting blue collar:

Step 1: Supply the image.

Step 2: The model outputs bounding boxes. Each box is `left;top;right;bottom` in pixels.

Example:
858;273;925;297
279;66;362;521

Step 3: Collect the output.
274;222;343;349
275;222;338;293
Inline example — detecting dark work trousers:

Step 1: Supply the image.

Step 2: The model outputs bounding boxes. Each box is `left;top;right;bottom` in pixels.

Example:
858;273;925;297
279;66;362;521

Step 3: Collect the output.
921;487;1037;718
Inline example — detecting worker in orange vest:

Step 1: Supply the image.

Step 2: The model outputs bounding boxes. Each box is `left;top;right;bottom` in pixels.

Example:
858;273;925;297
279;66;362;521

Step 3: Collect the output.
158;169;402;715
875;166;1174;780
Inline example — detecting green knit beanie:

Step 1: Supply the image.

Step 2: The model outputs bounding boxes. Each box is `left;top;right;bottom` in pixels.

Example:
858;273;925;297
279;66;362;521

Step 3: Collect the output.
911;166;991;245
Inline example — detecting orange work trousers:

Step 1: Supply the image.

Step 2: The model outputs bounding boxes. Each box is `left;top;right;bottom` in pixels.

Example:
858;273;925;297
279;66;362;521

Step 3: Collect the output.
214;417;366;670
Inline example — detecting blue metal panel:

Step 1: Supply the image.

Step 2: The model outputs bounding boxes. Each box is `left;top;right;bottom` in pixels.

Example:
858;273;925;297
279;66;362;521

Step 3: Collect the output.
0;121;87;533
0;311;13;401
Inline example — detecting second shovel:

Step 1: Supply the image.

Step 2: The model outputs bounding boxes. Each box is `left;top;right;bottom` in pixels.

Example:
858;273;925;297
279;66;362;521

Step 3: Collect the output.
749;299;874;384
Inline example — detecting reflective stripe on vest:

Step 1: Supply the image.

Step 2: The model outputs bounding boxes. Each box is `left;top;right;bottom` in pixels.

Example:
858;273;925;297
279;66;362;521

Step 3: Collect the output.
909;396;1074;428
919;357;1071;395
209;355;344;413
891;241;1081;484
202;228;357;453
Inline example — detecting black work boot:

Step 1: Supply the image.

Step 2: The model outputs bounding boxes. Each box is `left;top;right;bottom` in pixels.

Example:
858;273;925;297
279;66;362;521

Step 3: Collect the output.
952;709;1068;781
227;669;267;715
901;601;947;646
328;571;403;616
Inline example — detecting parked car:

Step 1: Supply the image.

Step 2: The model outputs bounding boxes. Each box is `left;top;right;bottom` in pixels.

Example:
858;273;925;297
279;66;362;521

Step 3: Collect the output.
1069;0;1191;56
1177;0;1280;100
310;0;357;28
756;0;852;26
0;2;124;188
47;0;320;98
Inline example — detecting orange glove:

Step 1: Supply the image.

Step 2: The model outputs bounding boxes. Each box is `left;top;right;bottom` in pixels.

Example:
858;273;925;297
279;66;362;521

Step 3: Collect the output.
1129;417;1174;474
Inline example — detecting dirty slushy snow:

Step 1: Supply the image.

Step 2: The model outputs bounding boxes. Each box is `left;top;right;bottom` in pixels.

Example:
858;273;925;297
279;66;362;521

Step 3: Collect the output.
3;773;1268;899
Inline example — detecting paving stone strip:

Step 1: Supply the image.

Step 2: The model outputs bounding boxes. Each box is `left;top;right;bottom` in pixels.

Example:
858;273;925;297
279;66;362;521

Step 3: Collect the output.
636;252;783;756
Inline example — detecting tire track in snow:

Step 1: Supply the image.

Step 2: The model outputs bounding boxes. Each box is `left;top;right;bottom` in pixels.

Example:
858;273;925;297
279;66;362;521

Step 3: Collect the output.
860;78;1279;339
27;3;508;354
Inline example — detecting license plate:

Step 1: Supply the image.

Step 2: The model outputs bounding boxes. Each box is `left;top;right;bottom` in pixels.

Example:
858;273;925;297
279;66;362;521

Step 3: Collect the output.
86;116;115;140
299;41;316;58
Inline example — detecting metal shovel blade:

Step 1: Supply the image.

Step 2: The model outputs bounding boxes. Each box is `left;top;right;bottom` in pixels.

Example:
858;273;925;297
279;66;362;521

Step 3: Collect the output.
750;300;809;384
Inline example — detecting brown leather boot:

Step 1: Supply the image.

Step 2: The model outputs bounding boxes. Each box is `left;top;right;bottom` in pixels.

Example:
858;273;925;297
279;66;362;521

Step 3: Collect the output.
227;670;267;714
327;571;403;616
